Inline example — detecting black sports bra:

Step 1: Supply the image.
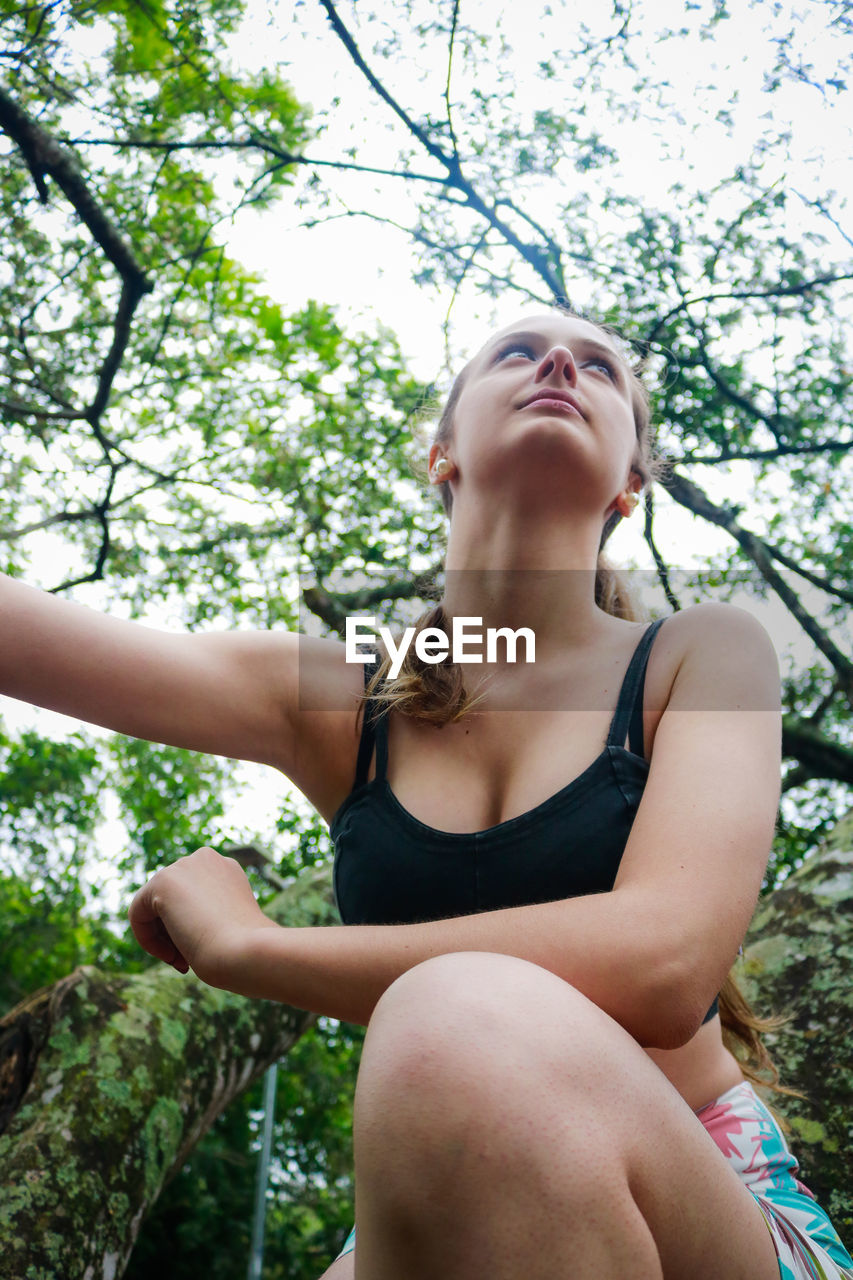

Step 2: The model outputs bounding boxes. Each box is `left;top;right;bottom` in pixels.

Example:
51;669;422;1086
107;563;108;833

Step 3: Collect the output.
330;617;719;1026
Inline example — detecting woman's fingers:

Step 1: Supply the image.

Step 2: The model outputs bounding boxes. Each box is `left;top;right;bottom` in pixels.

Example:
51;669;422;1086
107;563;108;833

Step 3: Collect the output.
129;875;190;971
150;917;190;973
127;848;268;983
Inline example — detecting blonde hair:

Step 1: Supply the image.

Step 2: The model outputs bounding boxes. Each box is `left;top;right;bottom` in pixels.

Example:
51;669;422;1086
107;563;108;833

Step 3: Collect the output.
361;309;807;1126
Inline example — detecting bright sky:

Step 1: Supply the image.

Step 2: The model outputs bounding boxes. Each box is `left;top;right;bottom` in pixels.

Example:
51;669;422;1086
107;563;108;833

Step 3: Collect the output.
226;0;849;363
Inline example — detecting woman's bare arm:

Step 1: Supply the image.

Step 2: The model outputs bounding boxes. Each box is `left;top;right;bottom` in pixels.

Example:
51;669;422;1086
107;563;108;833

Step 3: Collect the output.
0;572;355;775
129;844;687;1047
128;603;782;1051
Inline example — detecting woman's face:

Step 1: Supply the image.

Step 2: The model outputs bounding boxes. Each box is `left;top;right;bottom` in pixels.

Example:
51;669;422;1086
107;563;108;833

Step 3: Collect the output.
441;313;640;518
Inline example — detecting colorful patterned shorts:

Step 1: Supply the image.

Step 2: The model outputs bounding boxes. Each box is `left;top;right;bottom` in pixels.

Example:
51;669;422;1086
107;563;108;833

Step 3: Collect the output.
334;1079;853;1278
695;1080;853;1280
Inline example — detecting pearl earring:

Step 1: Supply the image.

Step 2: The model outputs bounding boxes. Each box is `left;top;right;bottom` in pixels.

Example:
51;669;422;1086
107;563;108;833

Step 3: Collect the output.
434;458;451;478
624;492;641;514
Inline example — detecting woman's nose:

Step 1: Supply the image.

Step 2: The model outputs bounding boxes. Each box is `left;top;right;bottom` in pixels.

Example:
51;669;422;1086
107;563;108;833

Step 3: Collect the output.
536;346;577;383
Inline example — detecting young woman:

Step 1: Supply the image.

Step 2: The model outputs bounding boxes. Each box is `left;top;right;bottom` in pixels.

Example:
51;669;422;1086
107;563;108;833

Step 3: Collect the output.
2;311;851;1280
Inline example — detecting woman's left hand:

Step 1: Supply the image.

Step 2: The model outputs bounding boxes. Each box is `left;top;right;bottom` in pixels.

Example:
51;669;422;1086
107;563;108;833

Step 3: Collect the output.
128;847;276;988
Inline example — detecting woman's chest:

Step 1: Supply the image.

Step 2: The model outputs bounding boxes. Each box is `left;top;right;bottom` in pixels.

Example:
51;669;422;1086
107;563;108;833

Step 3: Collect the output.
380;707;625;833
367;631;675;835
333;634;676;925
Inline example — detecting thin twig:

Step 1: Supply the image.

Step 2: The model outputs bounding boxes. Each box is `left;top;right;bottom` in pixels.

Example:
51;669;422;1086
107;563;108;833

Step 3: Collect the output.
641;491;682;612
664;469;853;703
679;439;852;465
444;0;462;167
317;0;568;301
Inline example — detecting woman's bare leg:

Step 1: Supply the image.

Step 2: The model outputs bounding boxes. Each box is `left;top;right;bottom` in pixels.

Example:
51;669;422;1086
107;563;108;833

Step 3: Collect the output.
349;952;780;1280
318;1254;354;1279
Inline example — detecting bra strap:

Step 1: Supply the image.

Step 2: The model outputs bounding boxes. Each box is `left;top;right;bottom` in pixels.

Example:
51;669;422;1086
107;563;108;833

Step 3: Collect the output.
605;618;666;756
353;654;388;787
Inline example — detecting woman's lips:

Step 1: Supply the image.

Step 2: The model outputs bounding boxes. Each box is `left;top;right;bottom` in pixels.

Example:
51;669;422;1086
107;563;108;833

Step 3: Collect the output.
522;396;583;416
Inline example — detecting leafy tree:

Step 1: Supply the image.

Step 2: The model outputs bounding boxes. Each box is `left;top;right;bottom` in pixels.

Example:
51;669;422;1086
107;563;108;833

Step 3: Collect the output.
1;0;852;1275
0;0;410;1271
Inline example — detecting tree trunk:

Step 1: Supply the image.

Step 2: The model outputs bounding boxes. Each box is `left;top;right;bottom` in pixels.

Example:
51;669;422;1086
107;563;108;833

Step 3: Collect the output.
2;818;852;1277
740;808;853;1245
0;868;337;1280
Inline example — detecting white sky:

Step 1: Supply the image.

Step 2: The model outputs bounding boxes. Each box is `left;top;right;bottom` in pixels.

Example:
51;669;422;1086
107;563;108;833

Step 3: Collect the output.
225;0;850;364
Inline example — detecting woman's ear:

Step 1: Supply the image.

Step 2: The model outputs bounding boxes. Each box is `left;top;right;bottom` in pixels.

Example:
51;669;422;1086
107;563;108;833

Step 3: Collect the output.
428;443;454;484
613;474;644;520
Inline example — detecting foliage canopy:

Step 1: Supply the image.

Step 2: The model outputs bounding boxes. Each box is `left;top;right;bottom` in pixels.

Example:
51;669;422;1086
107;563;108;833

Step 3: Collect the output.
0;0;851;1274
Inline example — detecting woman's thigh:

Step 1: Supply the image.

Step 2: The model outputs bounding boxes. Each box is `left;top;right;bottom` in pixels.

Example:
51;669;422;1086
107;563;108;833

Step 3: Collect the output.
350;951;782;1280
318;1254;354;1280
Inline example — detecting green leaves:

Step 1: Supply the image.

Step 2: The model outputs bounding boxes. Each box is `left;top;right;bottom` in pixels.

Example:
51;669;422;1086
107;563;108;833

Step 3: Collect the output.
0;870;128;1011
1;1;852;1272
109;738;232;875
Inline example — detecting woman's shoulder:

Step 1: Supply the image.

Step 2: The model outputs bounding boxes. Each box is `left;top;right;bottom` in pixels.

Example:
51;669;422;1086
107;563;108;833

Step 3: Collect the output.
632;603;779;766
652;603;779;711
656;602;775;658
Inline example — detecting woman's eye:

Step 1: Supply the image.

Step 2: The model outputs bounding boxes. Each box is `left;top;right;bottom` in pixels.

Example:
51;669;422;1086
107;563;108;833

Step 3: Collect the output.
496;343;536;361
582;357;617;380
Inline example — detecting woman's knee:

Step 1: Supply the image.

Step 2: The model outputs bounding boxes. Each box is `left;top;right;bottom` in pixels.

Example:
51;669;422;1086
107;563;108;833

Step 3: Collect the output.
352;952;652;1225
362;951;570;1085
364;950;623;1067
354;951;617;1152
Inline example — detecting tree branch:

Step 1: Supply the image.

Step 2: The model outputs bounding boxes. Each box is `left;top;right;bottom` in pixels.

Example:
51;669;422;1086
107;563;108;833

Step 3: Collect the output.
443;0;462;168
757;541;853;606
47;466;116;593
0;508;96;544
662;469;853;705
316;0;568;300
640;490;683;612
687;317;790;441
74;134;453;189
317;0;457;174
679;438;853;465
302;565;444;640
299;207;552;306
86;280;148;425
0;399;84;423
0;82;153;299
646;273;853;350
782;717;853;785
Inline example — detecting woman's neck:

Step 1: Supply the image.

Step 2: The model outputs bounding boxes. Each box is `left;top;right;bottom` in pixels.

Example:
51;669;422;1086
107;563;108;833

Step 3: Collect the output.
441;504;621;657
